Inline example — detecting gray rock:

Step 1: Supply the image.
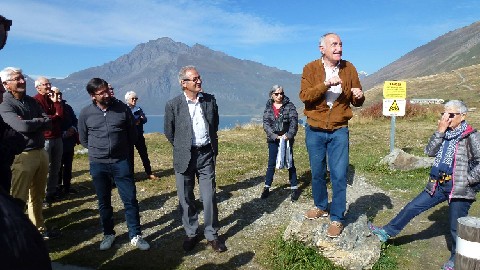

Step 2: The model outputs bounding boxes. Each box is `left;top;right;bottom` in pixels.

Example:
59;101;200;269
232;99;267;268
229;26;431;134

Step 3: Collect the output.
284;214;381;270
380;148;433;170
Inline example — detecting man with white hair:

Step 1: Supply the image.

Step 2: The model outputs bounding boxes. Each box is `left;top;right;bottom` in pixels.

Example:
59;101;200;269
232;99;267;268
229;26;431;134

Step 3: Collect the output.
125;91;157;180
33;78;64;208
0;67;60;239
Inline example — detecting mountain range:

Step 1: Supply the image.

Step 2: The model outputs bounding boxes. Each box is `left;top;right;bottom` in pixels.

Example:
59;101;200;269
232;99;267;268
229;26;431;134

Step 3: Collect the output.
38;38;301;116
24;21;480;115
362;21;480;90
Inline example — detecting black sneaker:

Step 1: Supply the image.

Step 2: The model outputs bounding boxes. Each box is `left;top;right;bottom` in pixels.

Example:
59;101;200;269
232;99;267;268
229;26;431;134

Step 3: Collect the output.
290;189;300;202
260;187;270;199
41;229;61;240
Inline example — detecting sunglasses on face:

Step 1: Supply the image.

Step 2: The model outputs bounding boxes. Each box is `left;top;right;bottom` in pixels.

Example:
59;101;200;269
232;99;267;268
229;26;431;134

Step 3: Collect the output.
131;98;138;101
273;92;284;96
441;112;461;118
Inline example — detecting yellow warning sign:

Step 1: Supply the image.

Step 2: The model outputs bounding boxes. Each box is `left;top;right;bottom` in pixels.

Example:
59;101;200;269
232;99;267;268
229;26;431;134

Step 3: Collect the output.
383;81;406;99
389;100;400;112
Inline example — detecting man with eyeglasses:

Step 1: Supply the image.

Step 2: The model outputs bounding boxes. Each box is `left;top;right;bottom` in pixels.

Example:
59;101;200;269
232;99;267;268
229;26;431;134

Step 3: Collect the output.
300;33;364;238
0;67;61;240
78;78;149;251
164;65;226;253
33;77;64;208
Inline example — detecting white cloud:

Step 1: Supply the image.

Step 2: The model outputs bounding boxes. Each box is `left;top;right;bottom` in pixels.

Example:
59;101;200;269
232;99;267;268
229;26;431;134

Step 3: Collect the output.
3;0;305;48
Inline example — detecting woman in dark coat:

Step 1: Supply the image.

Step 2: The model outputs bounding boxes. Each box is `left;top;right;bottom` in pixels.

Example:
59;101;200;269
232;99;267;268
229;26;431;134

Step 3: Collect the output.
261;85;299;201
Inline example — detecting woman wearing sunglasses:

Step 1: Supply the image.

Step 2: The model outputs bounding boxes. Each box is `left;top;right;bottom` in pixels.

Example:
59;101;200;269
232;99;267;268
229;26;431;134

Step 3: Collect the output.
369;100;480;270
261;85;299;201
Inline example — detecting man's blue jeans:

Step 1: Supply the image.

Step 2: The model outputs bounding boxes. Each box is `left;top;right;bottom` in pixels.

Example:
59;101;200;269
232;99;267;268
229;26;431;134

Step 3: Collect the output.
265;140;297;187
90;159;141;239
383;180;473;261
305;126;349;223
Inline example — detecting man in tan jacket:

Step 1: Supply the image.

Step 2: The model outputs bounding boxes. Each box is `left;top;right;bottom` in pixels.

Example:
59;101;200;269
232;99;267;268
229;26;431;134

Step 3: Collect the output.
300;33;365;238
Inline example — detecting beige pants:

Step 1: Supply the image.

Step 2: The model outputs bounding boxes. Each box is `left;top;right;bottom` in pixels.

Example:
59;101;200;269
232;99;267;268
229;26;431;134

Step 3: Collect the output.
11;148;49;230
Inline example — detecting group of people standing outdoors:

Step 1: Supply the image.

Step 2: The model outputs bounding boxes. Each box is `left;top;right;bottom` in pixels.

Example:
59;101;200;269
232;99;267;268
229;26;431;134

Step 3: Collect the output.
1;14;479;270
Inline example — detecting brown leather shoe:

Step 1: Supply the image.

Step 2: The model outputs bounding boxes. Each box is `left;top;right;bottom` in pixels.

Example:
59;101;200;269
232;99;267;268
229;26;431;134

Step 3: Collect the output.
183;236;199;252
207;239;227;253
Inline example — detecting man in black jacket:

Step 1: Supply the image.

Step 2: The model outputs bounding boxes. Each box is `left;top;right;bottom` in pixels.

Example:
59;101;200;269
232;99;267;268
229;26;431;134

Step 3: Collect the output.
78;78;149;251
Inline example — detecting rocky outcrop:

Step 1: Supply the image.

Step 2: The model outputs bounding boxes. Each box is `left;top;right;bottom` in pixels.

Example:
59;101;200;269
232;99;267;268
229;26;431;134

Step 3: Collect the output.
284;214;381;270
380;148;434;170
283;174;393;269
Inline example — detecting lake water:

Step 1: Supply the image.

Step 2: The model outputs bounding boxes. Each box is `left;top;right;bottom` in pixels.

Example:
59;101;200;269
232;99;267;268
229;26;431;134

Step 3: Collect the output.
143;115;261;134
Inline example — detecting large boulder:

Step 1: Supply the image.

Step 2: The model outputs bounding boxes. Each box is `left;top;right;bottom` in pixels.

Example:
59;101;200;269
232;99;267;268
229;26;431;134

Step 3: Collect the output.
380;148;434;170
283;174;392;269
284;214;381;270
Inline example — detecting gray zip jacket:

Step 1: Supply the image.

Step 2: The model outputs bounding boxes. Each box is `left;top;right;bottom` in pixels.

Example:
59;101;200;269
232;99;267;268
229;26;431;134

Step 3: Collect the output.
78;99;137;163
0;91;51;151
424;124;480;200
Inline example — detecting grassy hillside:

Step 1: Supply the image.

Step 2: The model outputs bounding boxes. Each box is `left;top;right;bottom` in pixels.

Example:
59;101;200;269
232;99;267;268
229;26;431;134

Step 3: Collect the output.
363;64;480;109
43;107;480;269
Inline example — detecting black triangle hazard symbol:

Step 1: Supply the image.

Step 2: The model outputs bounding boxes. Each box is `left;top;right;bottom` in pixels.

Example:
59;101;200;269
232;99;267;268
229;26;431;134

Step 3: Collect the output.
389;100;400;112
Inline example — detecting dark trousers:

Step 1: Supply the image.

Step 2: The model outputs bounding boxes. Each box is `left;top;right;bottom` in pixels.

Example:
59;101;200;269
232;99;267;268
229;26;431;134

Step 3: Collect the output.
265;140;297;187
90;159;141;239
58;149;74;191
135;134;153;175
0;163;13;193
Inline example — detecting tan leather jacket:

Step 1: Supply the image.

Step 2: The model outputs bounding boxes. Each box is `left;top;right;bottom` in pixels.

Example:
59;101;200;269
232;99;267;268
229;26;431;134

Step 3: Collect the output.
300;59;364;130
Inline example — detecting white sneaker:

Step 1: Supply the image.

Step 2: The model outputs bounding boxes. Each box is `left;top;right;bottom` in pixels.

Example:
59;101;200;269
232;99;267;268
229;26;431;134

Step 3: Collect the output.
131;235;150;250
99;234;115;250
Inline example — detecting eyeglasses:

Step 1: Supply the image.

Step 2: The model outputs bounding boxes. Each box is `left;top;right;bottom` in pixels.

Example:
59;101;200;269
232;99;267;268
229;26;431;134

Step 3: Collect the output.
273;92;284;96
5;76;25;82
441;112;461;118
183;76;201;83
131;98;138;101
93;91;110;97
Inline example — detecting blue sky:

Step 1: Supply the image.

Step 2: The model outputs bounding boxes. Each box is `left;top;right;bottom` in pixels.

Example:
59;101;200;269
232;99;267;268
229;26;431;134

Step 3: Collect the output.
1;0;479;79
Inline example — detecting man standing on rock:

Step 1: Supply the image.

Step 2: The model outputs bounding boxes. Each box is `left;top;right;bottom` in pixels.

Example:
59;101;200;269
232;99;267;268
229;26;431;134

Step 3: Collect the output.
300;33;364;237
164;65;226;253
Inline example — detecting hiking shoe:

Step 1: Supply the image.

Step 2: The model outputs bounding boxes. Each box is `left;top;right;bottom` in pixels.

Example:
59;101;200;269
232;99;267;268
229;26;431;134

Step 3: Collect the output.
441;260;454;270
131;235;150;250
368;222;390;242
290;189;300;202
304;207;328;219
260;187;270;199
100;234;115;250
327;221;344;238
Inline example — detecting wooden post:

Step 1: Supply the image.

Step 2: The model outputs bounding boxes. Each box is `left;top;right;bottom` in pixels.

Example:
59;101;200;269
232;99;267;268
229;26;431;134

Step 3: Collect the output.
456;216;480;270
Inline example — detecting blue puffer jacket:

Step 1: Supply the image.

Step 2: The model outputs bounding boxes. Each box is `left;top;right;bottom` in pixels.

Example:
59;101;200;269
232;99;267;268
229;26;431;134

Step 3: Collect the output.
263;96;298;142
424;124;480;201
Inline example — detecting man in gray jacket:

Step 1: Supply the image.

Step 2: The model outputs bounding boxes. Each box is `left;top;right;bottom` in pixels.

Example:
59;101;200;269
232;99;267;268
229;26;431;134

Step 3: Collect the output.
78;78;149;251
164;65;226;253
0;67;59;239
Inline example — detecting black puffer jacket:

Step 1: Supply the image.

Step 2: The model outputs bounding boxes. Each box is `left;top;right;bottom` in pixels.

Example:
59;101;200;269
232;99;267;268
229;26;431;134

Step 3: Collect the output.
263;96;298;142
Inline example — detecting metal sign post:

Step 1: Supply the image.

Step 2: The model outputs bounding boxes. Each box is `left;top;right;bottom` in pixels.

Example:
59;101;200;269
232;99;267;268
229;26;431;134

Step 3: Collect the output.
390;115;396;153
